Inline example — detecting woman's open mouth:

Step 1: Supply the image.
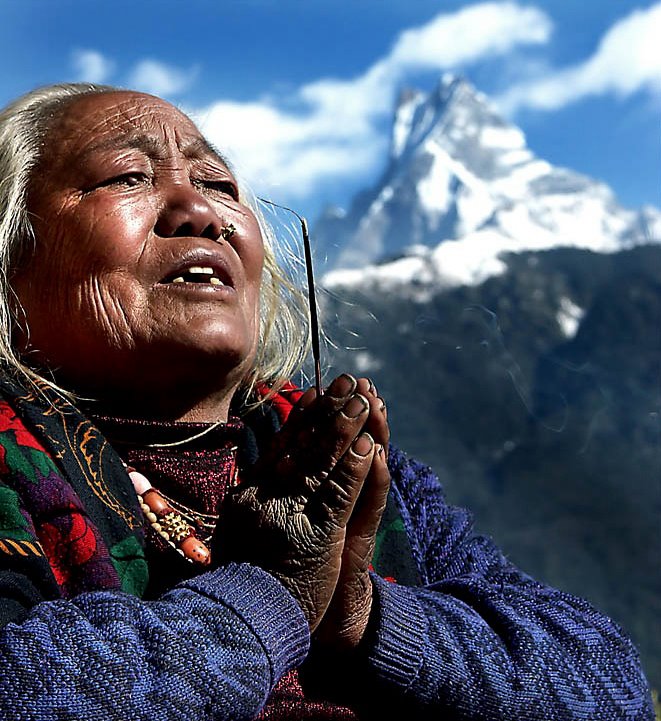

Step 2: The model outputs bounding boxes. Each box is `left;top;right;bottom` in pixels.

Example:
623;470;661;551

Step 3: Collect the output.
162;265;227;286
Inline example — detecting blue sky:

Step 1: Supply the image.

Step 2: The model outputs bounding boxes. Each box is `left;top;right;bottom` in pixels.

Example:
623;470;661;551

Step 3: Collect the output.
1;0;659;222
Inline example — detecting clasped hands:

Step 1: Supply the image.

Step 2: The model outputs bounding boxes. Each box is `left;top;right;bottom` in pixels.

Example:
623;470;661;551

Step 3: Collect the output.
215;374;390;651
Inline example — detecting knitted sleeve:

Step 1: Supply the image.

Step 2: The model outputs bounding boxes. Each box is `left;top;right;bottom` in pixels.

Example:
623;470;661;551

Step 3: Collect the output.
360;446;654;720
0;562;309;720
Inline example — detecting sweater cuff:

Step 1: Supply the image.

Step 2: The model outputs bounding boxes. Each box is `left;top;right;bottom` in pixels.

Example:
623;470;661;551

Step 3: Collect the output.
367;573;426;691
181;562;310;685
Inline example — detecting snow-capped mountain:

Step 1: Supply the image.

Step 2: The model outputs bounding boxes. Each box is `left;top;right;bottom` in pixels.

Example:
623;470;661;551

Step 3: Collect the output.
316;75;661;292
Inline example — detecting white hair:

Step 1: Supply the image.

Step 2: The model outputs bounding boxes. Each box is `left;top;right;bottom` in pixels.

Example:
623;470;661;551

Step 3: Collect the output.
0;83;311;403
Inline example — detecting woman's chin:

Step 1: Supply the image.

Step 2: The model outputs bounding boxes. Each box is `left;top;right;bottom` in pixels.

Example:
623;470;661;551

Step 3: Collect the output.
41;340;254;419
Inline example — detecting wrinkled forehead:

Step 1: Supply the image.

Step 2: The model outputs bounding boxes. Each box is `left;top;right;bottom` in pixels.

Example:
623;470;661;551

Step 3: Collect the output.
44;91;229;168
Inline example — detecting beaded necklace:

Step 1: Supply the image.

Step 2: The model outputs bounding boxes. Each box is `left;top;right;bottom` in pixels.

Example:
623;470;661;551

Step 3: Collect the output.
126;464;216;565
93;417;243;567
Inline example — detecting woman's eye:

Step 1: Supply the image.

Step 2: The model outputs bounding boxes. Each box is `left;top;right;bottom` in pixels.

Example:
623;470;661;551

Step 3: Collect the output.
95;172;149;189
114;172;149;187
195;179;239;201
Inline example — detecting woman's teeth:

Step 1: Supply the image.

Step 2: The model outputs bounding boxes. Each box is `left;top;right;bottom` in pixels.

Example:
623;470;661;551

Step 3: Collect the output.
170;266;225;285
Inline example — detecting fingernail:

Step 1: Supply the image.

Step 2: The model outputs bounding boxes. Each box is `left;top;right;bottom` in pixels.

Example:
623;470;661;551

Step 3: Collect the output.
343;393;368;418
376;444;384;457
353;433;373;456
327;373;356;398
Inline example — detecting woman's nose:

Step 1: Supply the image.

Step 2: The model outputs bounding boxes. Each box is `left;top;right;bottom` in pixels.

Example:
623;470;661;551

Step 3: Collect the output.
154;184;223;241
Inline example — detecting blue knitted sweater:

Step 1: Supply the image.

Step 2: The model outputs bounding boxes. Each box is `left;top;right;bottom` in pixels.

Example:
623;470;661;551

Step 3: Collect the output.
0;403;653;719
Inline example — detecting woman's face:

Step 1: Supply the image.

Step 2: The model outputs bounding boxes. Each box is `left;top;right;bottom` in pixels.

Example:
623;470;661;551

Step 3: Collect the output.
13;91;265;418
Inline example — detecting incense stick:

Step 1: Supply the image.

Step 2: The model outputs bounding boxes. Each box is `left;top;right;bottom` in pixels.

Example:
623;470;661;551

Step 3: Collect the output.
257;198;323;396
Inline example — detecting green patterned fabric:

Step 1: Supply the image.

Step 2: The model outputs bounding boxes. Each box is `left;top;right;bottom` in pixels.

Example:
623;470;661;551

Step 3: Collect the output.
0;373;148;601
372;495;419;584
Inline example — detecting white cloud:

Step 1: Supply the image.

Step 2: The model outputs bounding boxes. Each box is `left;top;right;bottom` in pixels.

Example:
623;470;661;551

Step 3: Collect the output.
498;3;661;113
388;2;551;69
128;60;197;97
299;0;551;118
71;49;114;83
193;2;552;200
190;99;387;199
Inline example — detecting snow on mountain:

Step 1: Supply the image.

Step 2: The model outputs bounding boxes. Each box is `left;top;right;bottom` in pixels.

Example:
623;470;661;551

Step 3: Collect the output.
317;75;661;295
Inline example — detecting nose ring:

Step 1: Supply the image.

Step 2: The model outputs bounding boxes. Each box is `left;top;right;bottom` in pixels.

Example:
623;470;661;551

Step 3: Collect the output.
220;224;236;241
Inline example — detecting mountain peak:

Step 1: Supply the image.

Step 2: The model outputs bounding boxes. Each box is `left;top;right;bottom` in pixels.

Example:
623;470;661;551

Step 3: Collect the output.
391;74;526;173
314;75;660;280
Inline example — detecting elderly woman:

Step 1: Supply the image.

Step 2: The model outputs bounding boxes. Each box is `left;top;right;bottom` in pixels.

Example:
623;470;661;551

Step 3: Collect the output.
0;83;652;721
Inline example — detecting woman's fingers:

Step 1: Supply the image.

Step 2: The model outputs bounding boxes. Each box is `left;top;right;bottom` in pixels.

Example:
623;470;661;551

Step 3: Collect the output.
343;442;391;550
287;375;385;449
355;377;389;456
313;442;391;650
254;377;349;480
307;431;375;527
295;394;370;494
270;381;372;492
